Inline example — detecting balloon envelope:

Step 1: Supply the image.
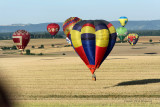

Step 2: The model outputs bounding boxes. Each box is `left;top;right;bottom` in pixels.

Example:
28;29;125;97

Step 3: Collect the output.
70;20;117;74
47;23;60;37
119;16;128;27
63;17;81;40
116;27;128;42
12;30;30;50
127;33;139;46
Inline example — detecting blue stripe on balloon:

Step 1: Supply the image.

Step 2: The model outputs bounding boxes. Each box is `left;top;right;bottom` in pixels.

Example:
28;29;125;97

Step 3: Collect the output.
81;33;95;65
68;34;71;40
95;24;108;31
110;33;117;40
119;16;127;19
72;24;82;31
133;39;138;44
81;33;95;40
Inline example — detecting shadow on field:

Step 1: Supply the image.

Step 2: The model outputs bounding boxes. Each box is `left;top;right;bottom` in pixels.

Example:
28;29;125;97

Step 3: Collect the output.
144;52;157;54
131;47;147;49
103;79;160;89
107;58;128;60
115;79;160;86
41;58;63;60
142;43;154;44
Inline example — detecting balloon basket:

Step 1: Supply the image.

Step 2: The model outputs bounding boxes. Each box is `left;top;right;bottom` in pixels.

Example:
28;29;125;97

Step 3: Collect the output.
92;74;96;81
20;51;23;55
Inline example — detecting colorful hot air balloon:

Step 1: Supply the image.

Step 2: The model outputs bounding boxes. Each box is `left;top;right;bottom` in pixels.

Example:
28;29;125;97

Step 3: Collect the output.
127;33;139;46
116;27;128;42
12;30;30;53
119;16;128;27
66;37;71;45
63;17;81;40
70;20;117;81
47;23;60;38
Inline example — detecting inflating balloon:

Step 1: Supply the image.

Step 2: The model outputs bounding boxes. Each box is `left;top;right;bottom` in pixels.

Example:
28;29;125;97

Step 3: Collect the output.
12;30;30;54
63;17;81;40
47;23;60;38
127;33;139;46
116;27;128;42
70;20;117;81
119;16;128;27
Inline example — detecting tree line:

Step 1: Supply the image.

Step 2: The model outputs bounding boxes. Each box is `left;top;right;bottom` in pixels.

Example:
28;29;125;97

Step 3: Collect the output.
0;31;65;40
0;30;160;40
128;30;160;36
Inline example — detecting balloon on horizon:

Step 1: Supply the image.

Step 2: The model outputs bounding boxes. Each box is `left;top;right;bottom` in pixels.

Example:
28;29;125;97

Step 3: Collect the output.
127;33;139;46
118;16;128;27
70;20;117;81
12;30;30;52
116;27;128;42
63;17;82;40
47;23;60;38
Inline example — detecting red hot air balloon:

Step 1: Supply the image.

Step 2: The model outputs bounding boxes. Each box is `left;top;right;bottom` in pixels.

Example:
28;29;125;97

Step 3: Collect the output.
12;30;30;53
47;23;60;38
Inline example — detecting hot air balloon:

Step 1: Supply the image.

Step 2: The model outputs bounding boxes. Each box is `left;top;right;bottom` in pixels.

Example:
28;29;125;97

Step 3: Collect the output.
70;20;117;81
47;23;60;38
119;16;128;27
63;17;81;40
66;37;71;45
127;33;139;46
116;27;128;42
12;30;30;54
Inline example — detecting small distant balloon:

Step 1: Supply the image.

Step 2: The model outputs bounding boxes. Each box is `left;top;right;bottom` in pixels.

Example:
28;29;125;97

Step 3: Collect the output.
127;33;139;46
63;17;81;40
47;23;60;38
116;27;128;42
119;16;128;27
12;30;30;51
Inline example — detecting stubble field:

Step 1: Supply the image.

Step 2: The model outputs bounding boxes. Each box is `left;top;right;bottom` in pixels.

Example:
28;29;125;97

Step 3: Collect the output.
0;36;160;107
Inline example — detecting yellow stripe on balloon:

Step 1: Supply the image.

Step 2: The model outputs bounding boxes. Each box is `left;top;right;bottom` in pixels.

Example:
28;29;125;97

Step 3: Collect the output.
131;43;133;46
119;19;128;27
71;30;82;48
95;29;109;47
109;26;116;34
64;27;69;34
81;26;95;34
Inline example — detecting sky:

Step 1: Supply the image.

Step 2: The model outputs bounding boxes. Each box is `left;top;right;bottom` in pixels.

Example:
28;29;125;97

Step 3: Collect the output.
0;0;160;25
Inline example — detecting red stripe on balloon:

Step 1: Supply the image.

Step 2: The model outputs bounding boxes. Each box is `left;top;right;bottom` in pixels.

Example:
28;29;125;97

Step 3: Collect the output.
107;23;113;28
82;23;95;28
74;46;90;66
95;46;107;68
87;65;96;74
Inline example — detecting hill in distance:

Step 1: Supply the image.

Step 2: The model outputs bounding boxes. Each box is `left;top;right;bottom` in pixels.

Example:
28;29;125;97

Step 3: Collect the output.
0;20;160;33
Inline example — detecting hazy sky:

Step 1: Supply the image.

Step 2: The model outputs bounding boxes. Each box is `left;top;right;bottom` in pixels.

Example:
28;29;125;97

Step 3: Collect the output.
0;0;160;25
